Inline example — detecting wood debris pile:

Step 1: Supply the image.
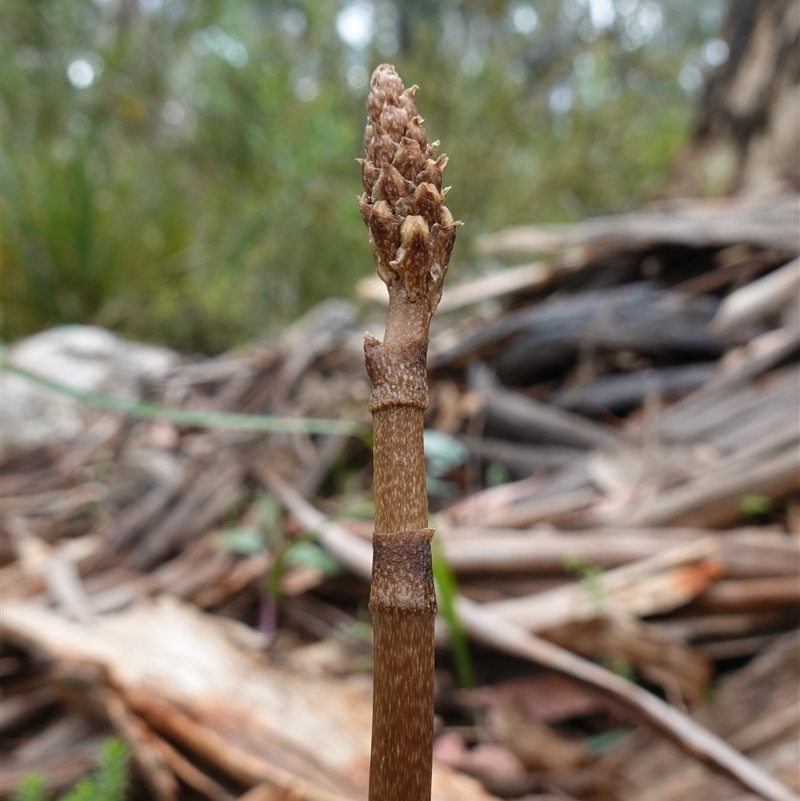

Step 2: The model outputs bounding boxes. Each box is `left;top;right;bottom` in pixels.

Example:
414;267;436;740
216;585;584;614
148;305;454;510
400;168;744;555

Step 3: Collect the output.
1;193;798;801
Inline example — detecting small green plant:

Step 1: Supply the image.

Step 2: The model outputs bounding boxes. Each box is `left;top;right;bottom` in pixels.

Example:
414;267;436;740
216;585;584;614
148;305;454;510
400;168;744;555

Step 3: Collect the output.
12;774;48;801
423;429;468;500
600;654;638;684
738;493;774;517
218;493;343;603
563;554;606;613
485;462;511;488
13;739;130;801
432;536;476;689
583;727;631;756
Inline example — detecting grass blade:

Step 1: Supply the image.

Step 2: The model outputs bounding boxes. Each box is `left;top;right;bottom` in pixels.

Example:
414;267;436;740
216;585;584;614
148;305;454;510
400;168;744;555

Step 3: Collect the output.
2;363;368;437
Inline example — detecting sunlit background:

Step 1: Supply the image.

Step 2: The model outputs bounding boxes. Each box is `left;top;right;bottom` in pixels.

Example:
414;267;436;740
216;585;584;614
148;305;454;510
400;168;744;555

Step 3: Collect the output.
2;0;730;352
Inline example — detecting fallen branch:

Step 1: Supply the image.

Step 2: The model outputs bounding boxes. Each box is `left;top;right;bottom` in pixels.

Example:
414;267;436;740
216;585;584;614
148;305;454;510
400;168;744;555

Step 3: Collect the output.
481;538;722;630
1;591;497;801
690;577;800;613
437;526;799;578
614;444;800;527
122;690;357;801
475;194;800;257
711;257;800;334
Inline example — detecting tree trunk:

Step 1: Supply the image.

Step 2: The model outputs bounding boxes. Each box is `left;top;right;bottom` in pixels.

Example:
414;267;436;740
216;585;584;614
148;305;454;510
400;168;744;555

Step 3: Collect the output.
667;0;800;197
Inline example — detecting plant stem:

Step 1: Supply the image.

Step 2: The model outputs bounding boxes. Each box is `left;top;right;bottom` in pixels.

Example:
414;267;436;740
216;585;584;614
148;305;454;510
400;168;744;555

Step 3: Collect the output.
2;363;366;437
359;65;459;801
368;349;435;801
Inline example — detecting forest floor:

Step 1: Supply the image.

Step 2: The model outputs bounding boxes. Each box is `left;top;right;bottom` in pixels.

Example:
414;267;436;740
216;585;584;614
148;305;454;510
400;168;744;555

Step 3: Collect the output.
1;192;798;801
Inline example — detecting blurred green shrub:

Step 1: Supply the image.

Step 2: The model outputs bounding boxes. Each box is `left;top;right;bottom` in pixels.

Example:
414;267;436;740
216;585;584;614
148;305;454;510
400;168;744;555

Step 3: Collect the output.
12;738;130;801
1;0;722;351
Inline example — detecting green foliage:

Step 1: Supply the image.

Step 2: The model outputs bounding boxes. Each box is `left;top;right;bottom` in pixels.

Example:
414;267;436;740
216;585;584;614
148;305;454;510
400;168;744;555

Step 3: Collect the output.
485;462;511;487
600;654;638;683
564;553;606;613
11;774;48;801
266;537;344;600
12;739;130;801
284;539;343;576
61;739;130;801
432;534;475;689
221;525;266;555
219;492;344;600
2;0;723;351
738;493;774;517
2;363;368;436
424;428;467;498
583;726;631;755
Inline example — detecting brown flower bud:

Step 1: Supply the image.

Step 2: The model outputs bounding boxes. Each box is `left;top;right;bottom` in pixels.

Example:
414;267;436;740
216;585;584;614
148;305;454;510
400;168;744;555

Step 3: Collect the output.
369;200;401;284
392;216;432;302
372;164;414;206
392;137;426;182
359;64;459;312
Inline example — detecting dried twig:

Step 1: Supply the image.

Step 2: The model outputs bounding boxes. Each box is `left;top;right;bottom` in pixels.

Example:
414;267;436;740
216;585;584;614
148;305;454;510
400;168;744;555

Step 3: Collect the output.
482;538;722;630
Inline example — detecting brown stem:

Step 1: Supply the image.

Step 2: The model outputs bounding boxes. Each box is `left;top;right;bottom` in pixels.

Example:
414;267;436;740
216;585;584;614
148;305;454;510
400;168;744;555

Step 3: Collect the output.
366;292;436;801
358;65;458;801
368;531;436;801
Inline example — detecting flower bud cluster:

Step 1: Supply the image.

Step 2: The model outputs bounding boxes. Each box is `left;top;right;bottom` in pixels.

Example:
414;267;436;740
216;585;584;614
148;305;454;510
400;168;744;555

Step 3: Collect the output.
358;64;458;310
